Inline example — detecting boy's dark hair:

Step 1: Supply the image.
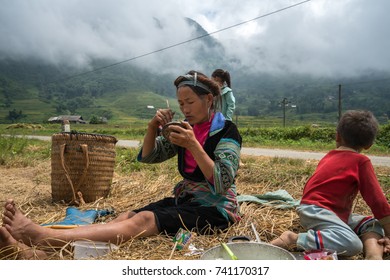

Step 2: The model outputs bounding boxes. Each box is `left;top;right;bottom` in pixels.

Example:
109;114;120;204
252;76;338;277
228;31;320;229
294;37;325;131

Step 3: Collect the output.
337;110;379;149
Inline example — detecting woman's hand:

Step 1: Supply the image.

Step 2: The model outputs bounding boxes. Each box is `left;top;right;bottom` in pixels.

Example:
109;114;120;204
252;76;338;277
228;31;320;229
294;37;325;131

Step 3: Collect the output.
168;121;215;180
142;108;175;158
149;109;175;129
167;121;196;149
169;121;214;180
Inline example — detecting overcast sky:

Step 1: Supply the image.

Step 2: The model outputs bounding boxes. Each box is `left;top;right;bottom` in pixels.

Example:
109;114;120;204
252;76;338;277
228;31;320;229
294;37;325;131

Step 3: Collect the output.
1;0;389;77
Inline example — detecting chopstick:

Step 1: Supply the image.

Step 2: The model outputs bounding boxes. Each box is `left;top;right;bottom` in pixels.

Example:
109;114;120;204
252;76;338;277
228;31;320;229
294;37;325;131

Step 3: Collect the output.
251;223;262;243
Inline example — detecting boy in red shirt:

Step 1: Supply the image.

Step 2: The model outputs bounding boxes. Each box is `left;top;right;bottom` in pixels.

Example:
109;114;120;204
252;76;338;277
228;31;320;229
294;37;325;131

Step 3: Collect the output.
271;110;390;259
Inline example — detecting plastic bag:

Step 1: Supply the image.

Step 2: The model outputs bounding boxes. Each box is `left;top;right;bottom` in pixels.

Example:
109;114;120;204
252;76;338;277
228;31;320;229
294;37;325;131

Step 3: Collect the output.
304;249;338;260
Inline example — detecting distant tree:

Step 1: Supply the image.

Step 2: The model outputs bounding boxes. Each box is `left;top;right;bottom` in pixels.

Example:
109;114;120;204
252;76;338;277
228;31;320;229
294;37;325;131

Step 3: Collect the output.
99;109;113;120
4;99;12;108
90;115;109;124
55;103;67;114
7;109;26;123
89;115;99;124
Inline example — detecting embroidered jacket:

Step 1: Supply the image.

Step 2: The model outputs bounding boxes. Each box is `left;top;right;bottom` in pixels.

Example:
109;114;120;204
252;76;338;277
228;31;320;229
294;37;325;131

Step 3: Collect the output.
137;112;242;222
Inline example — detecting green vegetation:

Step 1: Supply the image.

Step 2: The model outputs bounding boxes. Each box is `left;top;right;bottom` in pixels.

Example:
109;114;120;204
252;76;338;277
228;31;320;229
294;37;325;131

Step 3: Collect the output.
0;135;51;167
1;121;389;156
1;59;390;125
240;124;390;154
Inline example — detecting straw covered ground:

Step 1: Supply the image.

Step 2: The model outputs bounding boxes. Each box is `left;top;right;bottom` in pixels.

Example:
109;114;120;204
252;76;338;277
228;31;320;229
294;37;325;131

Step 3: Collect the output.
0;147;389;260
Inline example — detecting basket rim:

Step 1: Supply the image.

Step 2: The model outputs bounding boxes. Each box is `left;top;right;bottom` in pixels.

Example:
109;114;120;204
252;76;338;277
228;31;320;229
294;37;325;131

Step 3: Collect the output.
52;132;117;143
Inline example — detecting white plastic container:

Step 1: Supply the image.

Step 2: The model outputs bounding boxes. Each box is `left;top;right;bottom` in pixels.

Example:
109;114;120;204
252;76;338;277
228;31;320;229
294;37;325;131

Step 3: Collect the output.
72;240;118;259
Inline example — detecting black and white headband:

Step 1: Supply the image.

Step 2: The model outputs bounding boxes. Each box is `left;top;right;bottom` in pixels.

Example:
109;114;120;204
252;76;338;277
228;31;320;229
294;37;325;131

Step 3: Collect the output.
177;72;212;93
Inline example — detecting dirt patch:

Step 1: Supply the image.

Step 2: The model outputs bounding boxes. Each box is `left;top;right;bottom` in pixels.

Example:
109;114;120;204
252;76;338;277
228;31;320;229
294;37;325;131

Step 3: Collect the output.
0;162;52;205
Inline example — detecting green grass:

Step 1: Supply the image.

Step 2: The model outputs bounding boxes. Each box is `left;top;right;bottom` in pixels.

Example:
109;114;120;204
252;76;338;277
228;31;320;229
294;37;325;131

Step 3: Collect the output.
0;135;51;167
0;87;57;123
234;114;337;128
1;119;389;156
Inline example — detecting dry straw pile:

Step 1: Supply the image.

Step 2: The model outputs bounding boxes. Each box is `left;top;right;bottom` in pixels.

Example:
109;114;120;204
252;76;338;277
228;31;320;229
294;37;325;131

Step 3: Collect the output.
1;148;389;260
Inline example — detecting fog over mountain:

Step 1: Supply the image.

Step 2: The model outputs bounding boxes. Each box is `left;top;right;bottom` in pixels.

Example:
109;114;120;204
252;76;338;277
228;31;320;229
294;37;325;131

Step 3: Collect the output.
1;0;390;78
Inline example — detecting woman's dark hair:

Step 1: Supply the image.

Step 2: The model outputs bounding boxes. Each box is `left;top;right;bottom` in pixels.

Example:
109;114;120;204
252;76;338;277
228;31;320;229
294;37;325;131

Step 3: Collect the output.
337;110;379;149
174;70;221;110
211;69;231;88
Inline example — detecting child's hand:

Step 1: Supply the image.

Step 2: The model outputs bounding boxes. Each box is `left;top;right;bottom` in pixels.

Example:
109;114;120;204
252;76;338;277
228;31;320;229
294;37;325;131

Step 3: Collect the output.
378;236;390;254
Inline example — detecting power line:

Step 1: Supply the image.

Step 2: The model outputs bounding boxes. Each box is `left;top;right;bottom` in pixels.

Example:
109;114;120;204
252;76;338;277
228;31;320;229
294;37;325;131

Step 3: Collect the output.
59;0;312;82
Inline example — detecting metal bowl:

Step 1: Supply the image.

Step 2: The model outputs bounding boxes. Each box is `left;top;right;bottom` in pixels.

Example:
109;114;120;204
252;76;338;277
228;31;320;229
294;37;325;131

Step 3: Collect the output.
161;121;185;140
200;242;296;260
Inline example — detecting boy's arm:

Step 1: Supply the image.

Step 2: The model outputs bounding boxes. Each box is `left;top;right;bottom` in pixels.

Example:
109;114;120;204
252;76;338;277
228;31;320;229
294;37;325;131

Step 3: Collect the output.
380;216;390;235
378;219;390;253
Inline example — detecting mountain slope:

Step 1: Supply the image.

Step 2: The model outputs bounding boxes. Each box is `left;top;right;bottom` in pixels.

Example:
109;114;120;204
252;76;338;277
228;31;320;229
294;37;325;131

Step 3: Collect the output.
0;16;389;124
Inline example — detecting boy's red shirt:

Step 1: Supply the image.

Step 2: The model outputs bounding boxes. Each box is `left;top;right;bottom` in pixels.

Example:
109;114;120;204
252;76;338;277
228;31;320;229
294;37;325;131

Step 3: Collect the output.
301;150;390;223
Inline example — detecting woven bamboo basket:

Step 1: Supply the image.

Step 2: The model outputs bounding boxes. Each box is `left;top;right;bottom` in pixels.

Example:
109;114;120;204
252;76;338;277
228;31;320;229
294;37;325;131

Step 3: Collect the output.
51;132;117;204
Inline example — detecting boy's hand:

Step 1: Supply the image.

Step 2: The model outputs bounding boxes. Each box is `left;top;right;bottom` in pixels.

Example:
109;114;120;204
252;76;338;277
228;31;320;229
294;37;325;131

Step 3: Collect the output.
378;236;390;254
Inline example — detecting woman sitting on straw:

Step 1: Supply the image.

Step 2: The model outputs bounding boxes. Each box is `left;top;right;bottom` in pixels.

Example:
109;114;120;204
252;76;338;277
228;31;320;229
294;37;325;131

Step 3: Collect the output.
0;70;242;259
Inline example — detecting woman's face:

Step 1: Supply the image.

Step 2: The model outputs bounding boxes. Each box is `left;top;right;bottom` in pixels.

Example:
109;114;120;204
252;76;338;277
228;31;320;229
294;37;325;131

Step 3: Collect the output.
176;86;212;125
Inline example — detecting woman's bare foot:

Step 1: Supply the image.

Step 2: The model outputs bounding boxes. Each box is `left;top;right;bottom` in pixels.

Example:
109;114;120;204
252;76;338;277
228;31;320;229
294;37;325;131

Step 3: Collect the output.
270;231;298;250
0;226;18;259
0;226;47;259
2;199;52;246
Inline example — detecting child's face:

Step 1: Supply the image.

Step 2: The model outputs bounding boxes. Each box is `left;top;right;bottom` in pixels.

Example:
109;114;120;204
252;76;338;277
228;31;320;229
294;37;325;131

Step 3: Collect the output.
212;76;223;87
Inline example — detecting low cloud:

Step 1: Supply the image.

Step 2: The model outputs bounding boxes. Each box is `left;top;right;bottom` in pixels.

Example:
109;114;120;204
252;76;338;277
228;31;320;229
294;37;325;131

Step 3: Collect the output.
1;0;389;77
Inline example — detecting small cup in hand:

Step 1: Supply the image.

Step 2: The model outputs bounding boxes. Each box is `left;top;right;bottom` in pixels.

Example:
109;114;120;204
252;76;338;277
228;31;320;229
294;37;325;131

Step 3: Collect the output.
161;121;185;141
